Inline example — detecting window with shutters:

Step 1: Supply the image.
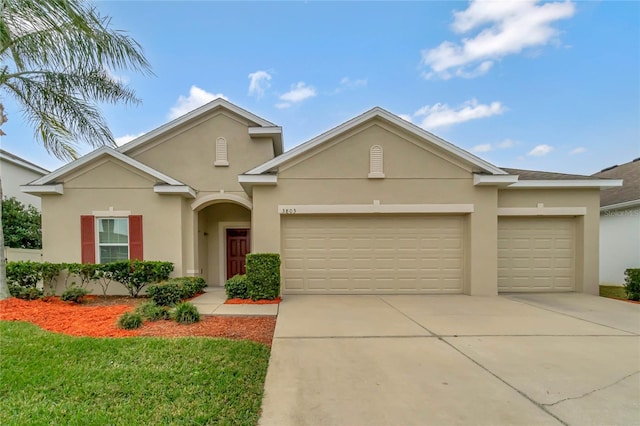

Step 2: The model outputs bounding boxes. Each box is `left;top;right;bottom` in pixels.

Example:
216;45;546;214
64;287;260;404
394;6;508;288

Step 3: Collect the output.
214;137;229;166
97;218;129;263
81;215;143;263
368;145;385;178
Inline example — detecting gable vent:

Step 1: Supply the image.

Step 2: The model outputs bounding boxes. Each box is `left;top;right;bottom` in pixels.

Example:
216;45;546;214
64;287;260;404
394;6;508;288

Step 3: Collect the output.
368;145;385;178
214;137;229;166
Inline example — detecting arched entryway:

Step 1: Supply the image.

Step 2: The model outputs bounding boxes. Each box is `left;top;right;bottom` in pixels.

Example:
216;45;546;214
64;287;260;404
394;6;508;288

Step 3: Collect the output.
193;196;252;287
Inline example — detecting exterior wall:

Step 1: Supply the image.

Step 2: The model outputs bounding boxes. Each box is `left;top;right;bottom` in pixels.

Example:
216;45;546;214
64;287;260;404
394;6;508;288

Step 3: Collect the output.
497;188;601;294
1;159;46;208
198;203;251;286
599;207;640;285
5;248;42;262
126;111;274;193
41;159;185;276
253;120;499;295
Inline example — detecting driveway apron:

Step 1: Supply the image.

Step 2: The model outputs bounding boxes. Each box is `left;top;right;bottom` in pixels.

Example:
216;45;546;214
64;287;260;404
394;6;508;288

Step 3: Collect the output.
259;294;640;426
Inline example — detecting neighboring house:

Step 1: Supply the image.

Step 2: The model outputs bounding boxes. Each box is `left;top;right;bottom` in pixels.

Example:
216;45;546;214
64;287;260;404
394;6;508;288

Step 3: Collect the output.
593;159;640;285
1;149;49;209
22;99;621;296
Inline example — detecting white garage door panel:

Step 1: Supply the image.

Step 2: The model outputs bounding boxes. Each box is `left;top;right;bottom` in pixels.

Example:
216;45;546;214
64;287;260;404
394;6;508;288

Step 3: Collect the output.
498;218;575;292
282;215;465;294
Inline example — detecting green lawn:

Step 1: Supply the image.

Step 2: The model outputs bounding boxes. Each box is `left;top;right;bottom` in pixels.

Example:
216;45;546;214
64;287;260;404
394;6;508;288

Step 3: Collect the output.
0;321;270;425
600;285;627;300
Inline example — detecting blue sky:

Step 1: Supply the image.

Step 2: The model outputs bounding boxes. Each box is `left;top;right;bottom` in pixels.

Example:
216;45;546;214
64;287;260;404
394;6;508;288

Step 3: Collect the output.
1;0;638;175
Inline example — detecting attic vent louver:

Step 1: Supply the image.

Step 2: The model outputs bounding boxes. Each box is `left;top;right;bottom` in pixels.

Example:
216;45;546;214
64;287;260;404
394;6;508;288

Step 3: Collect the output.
214;137;229;166
368;145;385;178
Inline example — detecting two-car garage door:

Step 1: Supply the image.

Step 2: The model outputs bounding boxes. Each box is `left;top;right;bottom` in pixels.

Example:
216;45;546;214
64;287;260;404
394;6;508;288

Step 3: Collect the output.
281;215;465;294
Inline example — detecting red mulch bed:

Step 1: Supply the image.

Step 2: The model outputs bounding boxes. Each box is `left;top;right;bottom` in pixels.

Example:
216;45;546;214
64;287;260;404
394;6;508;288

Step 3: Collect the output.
225;297;281;305
0;297;276;346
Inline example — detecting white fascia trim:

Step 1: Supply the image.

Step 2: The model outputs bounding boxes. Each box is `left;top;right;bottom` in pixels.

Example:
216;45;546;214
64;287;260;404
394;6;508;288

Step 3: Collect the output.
498;207;587;216
30;146;185;186
249;126;284;156
474;174;519;186
506;179;623;189
600;199;640;212
118;98;276;154
278;203;474;215
154;185;196;198
246;107;506;176
238;174;278;185
20;184;63;195
92;207;131;217
0;153;49;175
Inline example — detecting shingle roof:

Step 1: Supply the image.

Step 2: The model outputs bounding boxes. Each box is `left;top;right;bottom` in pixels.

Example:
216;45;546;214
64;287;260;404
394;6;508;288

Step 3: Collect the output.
592;158;640;207
500;168;598;180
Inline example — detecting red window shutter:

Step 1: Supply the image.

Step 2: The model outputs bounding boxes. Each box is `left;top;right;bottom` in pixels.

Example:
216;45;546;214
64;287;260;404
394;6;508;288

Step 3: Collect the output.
80;215;96;264
129;215;143;260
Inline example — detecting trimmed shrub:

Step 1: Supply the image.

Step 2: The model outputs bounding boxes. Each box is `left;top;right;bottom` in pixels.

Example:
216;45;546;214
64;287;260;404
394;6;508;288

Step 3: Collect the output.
172;302;200;324
61;286;90;303
109;260;174;297
147;281;183;306
225;274;248;299
6;261;41;288
180;276;207;295
117;312;143;330
246;253;281;301
8;284;43;300
41;262;64;296
136;301;170;321
624;268;640;301
66;263;98;289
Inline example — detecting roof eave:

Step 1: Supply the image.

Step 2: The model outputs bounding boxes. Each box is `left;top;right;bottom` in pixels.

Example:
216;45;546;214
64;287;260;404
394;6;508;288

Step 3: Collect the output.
505;179;623;189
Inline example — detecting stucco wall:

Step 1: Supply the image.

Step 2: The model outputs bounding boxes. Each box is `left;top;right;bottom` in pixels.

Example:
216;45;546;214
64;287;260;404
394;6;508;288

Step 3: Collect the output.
1;159;45;208
599;207;640;285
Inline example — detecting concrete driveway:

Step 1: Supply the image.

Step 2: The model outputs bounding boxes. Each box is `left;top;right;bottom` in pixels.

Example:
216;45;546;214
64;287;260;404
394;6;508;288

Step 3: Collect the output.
259;293;640;426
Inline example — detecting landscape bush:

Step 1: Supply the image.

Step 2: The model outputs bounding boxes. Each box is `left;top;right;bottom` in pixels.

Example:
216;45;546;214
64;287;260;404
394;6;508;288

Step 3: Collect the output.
109;260;174;297
8;284;43;300
624;268;640;301
41;262;64;296
246;253;281;300
117;312;143;330
135;301;169;321
225;274;248;299
6;261;42;288
147;277;207;306
172;302;200;324
60;286;90;303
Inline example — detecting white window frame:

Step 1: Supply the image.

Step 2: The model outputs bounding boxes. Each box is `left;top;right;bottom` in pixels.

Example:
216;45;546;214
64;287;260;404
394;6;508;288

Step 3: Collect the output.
95;217;130;264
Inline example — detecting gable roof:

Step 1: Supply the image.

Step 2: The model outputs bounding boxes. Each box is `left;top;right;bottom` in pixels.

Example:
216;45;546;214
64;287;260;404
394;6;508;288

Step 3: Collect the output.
117;98;282;155
28;146;186;186
245;107;507;176
0;149;49;175
592;158;640;207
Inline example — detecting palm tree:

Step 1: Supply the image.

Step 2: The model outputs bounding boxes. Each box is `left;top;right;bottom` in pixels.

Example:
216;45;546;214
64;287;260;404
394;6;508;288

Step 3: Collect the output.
0;0;152;299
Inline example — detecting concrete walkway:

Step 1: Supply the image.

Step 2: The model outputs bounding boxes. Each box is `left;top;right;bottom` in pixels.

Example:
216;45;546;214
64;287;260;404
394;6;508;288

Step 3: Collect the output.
189;287;278;316
259;294;640;426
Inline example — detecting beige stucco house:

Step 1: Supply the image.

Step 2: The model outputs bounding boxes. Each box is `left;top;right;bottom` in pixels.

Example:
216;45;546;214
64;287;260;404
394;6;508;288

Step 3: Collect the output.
1;149;49;209
22;99;621;296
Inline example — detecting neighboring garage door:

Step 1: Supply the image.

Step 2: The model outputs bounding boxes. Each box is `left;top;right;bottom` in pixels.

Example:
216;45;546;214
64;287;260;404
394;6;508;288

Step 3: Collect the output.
498;217;575;292
281;215;465;294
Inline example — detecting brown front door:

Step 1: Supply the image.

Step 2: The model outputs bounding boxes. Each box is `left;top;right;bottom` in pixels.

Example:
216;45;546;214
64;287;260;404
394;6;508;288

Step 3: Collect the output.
226;228;250;279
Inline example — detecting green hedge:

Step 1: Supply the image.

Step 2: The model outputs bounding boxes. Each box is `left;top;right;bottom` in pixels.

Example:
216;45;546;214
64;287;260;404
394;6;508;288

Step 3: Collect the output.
5;260;174;299
225;274;248;299
624;268;640;301
147;277;208;306
246;253;281;301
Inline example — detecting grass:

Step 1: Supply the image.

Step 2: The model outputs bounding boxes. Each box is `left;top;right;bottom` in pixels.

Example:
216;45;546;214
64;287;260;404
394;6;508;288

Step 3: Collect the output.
600;285;627;300
0;321;271;425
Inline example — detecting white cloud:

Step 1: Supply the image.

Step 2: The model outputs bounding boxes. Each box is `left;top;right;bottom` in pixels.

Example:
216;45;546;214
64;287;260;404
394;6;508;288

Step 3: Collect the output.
409;98;506;129
472;143;493;153
168;86;228;120
471;138;517;153
248;70;272;98
274;102;291;109
114;132;145;146
570;147;586;155
279;82;317;104
422;0;575;79
335;77;368;92
398;114;413;123
528;144;554;156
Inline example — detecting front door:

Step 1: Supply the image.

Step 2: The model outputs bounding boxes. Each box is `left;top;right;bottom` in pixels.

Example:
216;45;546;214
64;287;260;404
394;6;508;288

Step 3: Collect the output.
226;228;250;279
